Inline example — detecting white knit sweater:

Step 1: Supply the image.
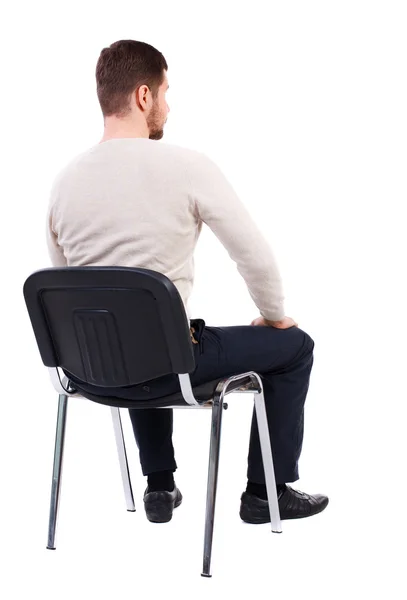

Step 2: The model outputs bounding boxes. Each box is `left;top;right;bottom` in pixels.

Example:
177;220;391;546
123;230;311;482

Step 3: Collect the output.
46;137;285;321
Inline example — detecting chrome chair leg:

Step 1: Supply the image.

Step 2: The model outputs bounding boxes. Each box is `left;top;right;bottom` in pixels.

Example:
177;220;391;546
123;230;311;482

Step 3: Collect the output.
110;407;136;512
201;391;225;578
254;388;282;533
47;394;68;550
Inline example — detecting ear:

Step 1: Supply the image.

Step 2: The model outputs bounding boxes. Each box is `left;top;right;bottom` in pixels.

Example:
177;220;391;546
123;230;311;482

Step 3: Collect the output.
136;85;151;111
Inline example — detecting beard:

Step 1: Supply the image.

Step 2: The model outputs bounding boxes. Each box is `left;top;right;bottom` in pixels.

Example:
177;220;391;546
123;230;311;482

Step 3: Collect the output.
147;102;165;140
149;128;164;141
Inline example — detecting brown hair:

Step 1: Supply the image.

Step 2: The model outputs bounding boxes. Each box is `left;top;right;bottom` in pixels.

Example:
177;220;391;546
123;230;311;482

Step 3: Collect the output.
96;40;168;118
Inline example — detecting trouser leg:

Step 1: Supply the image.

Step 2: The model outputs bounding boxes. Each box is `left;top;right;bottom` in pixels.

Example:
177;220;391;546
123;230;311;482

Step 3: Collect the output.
186;322;315;485
247;335;314;484
128;408;177;475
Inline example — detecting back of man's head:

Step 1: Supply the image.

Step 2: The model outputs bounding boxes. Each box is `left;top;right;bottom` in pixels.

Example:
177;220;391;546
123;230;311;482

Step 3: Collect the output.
96;40;168;119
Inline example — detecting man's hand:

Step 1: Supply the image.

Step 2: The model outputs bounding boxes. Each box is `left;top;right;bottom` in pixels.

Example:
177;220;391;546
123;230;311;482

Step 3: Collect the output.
251;316;298;329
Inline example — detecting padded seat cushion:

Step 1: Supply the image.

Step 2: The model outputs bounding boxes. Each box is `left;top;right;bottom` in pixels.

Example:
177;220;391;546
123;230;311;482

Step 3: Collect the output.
69;375;254;409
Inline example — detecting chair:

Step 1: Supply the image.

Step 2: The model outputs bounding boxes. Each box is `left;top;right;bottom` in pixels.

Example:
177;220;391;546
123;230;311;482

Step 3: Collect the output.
23;266;282;577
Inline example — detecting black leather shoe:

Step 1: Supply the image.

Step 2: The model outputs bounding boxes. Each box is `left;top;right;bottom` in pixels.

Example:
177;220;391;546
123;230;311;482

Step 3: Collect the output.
143;486;183;523
240;485;329;524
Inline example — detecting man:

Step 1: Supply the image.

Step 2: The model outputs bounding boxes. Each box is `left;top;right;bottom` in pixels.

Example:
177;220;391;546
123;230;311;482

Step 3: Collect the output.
47;39;328;525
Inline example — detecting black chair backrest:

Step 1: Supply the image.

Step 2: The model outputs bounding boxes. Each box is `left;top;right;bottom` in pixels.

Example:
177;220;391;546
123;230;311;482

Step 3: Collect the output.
23;267;195;387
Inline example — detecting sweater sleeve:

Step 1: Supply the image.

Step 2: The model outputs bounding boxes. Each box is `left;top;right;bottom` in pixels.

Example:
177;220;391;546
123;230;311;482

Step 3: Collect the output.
187;152;285;321
46;205;67;267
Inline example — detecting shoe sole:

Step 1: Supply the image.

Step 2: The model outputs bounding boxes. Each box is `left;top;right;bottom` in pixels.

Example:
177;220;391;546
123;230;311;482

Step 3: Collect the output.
240;497;329;524
145;493;183;523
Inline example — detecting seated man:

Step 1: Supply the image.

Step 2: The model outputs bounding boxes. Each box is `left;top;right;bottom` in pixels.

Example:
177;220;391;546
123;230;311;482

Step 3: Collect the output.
46;39;328;525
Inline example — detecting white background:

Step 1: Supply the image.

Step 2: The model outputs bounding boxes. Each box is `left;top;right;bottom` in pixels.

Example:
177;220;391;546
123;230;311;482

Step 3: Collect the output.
1;0;406;598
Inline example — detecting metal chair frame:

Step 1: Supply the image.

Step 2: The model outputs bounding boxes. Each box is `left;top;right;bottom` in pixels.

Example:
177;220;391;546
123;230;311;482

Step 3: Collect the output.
47;366;282;577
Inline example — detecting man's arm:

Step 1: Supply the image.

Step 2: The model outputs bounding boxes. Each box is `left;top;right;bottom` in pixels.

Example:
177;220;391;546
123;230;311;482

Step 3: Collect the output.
187;152;285;322
46;207;68;267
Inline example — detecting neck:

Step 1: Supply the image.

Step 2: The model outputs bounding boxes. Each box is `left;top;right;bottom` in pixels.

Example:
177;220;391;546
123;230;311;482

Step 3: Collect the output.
100;117;149;143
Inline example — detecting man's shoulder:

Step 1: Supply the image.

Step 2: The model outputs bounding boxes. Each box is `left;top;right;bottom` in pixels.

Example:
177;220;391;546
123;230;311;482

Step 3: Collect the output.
154;140;208;163
49;147;92;190
141;140;219;183
49;139;214;191
59;139;208;169
162;141;220;177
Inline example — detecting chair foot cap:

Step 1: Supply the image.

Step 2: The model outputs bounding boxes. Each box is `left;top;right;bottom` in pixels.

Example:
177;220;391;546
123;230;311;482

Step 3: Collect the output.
46;546;56;550
201;573;212;578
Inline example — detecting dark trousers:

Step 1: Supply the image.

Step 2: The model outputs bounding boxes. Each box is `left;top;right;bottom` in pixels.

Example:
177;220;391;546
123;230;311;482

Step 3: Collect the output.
127;318;315;485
